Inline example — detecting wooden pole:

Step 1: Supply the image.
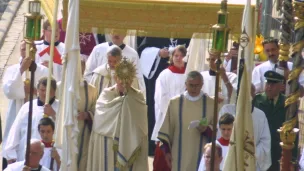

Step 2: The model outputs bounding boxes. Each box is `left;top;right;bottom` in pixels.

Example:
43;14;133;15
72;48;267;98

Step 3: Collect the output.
45;0;59;109
210;54;221;171
24;44;37;166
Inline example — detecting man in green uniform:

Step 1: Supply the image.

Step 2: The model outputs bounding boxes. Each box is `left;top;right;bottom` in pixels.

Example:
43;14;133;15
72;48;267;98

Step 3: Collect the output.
253;70;285;171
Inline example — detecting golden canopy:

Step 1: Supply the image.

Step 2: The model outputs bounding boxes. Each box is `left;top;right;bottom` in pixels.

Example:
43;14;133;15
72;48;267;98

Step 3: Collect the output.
42;0;255;38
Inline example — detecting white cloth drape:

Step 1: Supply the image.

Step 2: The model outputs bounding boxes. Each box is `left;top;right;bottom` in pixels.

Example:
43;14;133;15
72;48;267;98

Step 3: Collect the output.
55;0;81;170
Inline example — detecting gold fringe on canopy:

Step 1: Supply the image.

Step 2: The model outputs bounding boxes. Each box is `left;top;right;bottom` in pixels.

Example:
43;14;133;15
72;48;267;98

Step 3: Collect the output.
45;0;254;38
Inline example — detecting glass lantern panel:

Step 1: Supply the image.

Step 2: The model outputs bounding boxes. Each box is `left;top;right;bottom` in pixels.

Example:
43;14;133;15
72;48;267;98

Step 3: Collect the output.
29;2;33;13
26;18;35;38
34;19;41;39
224;30;230;52
215;30;225;51
218;14;226;25
34;2;41;13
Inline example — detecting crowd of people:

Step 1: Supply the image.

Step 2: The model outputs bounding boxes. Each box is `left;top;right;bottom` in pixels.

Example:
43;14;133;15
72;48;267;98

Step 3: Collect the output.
2;18;304;171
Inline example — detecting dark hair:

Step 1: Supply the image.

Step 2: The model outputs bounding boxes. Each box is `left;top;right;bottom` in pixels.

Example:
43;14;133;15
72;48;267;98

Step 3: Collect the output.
43;20;51;30
231;41;239;50
38;117;55;131
37;77;57;91
219;113;235;126
262;37;279;47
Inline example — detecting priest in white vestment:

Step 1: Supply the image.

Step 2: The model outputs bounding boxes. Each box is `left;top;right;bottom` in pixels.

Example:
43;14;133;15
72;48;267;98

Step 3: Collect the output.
201;52;238;104
217;86;272;171
89;45;122;95
87;59;148;171
35;20;65;82
252;38;304;93
38;117;61;171
152;45;187;142
158;71;215;171
4;77;59;163
84;29;145;94
4;139;51;171
2;40;48;153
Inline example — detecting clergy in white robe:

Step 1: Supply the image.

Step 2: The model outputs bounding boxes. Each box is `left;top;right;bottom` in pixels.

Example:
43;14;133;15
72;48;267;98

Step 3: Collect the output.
252;38;304;93
2;40;48;152
218;104;272;171
87;59;148;171
4;139;51;171
4;77;59;163
89;45;122;95
158;71;215;171
152;45;187;141
38;117;61;171
201;53;237;104
35;20;64;82
84;31;145;94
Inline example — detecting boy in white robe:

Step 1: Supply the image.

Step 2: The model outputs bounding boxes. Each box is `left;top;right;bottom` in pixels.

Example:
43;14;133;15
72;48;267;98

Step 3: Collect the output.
38;117;61;171
158;71;215;171
90;45;122;95
4;139;50;171
2;40;48;153
84;29;145;94
217;85;271;171
201;52;238;104
4;77;59;163
35;20;65;82
198;113;234;171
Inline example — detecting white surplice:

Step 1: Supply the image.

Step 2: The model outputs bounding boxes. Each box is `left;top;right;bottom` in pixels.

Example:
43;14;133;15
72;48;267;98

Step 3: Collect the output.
151;68;186;141
218;104;272;171
4;161;50;171
198;140;229;171
35;42;65;81
252;60;304;93
90;63;115;95
3;99;59;161
83;42;146;94
2;62;48;152
40;147;62;171
201;71;238;104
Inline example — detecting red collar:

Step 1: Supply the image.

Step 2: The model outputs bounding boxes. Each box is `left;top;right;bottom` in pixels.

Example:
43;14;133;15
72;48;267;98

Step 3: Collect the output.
168;65;185;74
218;137;229;146
41;140;53;148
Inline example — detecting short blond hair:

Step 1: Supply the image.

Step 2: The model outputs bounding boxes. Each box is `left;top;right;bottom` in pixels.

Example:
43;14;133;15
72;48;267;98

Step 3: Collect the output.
204;143;222;158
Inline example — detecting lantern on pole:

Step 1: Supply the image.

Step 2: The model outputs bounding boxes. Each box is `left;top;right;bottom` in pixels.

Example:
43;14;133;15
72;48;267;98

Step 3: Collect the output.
23;0;43;167
209;1;230;171
23;0;43;86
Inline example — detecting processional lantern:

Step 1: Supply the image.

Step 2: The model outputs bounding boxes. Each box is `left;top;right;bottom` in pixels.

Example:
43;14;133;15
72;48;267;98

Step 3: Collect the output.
24;0;42;40
209;0;230;55
209;1;230;171
23;0;42;85
24;0;42;167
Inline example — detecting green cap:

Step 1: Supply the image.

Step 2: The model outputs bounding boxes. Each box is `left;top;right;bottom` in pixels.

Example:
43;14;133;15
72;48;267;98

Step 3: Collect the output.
264;70;284;83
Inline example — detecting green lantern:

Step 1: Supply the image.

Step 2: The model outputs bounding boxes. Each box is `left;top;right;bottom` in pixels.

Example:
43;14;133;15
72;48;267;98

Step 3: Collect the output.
24;0;42;40
210;0;230;53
